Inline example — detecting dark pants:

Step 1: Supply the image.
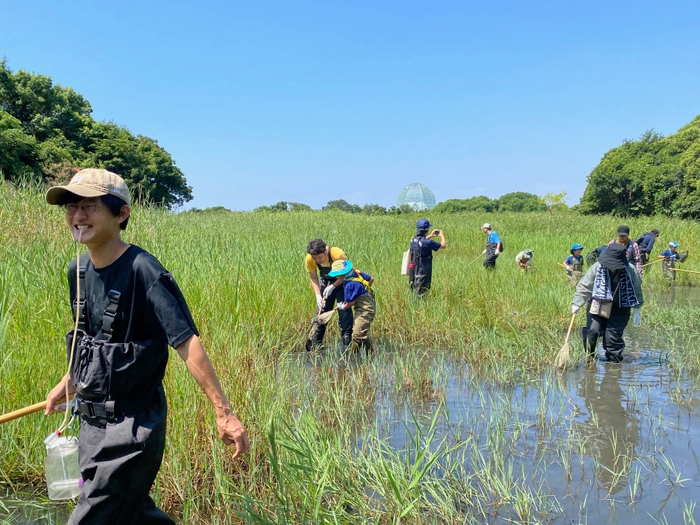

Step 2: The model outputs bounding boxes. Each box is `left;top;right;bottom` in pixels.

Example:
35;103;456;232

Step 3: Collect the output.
582;304;630;362
69;388;173;525
312;282;353;346
483;252;498;269
640;252;649;265
412;259;433;296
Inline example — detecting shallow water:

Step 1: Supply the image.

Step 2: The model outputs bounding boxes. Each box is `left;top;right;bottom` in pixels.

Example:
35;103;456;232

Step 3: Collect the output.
373;328;700;524
4;292;700;524
652;285;700;308
0;485;69;525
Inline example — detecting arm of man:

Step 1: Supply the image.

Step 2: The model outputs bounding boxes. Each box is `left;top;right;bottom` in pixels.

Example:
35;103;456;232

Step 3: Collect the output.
437;231;446;248
45;373;75;414
572;265;596;311
176;334;249;459
308;271;321;295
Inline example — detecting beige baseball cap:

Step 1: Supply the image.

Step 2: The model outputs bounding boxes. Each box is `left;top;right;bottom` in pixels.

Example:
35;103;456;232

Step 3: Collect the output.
46;168;131;206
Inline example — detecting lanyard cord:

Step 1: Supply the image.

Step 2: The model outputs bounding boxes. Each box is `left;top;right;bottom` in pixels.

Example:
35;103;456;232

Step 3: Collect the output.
56;227;84;434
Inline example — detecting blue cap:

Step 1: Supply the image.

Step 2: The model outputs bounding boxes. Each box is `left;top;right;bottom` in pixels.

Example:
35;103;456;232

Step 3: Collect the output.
571;243;583;252
416;218;431;229
669;241;679;248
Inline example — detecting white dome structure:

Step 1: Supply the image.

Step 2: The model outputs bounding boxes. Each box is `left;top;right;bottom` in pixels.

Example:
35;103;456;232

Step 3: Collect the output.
397;183;436;211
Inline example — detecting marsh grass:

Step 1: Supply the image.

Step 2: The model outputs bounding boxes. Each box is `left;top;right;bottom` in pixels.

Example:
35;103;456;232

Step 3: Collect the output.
1;184;700;523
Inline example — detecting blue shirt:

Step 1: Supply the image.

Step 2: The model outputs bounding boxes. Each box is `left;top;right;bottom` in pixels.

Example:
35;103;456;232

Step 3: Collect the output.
638;232;657;254
410;236;441;260
343;271;372;302
487;232;501;245
565;255;583;266
660;250;680;260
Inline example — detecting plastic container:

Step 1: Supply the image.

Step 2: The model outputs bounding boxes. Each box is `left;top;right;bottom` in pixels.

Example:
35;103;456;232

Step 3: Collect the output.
44;432;81;500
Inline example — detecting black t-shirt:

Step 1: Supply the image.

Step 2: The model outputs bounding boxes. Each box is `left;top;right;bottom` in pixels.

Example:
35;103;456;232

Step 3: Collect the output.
68;245;198;350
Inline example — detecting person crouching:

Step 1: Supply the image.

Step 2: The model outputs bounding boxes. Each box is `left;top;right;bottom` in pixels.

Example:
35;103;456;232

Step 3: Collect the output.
328;260;376;351
515;249;534;273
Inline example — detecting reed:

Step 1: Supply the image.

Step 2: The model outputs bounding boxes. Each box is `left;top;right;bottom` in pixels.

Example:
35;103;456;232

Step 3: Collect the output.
2;184;700;523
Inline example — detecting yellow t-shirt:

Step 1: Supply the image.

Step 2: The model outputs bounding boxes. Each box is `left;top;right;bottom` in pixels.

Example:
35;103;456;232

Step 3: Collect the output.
305;247;348;273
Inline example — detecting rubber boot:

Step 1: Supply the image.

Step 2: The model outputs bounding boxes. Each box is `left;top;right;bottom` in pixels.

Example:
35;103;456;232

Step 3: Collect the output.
604;350;623;363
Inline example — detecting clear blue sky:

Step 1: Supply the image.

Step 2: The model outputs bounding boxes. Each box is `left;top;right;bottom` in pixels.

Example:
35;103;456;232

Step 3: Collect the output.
2;1;699;210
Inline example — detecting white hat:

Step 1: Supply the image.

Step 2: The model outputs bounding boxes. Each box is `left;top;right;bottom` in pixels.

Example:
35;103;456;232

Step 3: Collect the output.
481;223;491;230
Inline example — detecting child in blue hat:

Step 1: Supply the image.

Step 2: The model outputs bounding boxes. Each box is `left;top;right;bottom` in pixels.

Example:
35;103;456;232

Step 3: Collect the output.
329;260;375;350
659;242;682;280
564;244;584;285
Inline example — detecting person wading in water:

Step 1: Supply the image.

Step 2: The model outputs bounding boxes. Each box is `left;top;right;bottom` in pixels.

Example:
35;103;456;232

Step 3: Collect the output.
572;243;644;363
305;238;353;349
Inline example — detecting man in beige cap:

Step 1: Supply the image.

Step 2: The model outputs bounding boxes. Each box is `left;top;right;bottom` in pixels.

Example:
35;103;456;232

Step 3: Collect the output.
44;169;249;524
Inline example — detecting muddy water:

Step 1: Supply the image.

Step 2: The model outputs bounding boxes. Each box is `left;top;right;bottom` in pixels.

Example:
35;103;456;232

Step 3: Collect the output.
377;328;700;524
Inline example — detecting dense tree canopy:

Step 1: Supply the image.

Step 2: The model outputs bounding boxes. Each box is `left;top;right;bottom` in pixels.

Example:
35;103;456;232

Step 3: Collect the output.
433;196;497;213
497;192;547;212
579;116;700;219
0;60;192;208
432;193;547;213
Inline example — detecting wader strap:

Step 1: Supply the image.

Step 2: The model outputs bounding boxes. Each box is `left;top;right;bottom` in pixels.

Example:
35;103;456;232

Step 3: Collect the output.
77;389;158;425
102;290;121;340
77;399;116;421
73;266;87;332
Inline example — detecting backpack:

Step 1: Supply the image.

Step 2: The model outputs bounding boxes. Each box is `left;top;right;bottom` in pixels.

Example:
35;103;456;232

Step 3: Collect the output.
499;240;505;252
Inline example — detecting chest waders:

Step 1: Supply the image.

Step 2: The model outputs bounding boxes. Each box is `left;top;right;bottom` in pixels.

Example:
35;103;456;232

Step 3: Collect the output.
311;248;353;347
567;257;583;286
410;236;433;296
661;258;676;281
581;274;630;363
67;263;174;525
346;274;376;351
483;241;499;269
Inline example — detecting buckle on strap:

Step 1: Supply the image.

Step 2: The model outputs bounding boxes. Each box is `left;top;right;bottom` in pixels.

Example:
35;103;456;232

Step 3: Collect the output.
74;265;88;331
77;399;116;421
101;290;121;339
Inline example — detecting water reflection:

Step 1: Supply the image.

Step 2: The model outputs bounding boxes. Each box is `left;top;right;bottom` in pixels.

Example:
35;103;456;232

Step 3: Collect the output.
575;364;640;495
653;285;700;308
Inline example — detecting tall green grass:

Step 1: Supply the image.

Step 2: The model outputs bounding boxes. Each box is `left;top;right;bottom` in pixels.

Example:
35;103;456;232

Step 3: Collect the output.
1;183;700;523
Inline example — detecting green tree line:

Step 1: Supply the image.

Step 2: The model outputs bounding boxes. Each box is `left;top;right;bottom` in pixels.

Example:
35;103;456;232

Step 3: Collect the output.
254;199;415;214
0;60;191;208
579;115;700;218
432;191;567;213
